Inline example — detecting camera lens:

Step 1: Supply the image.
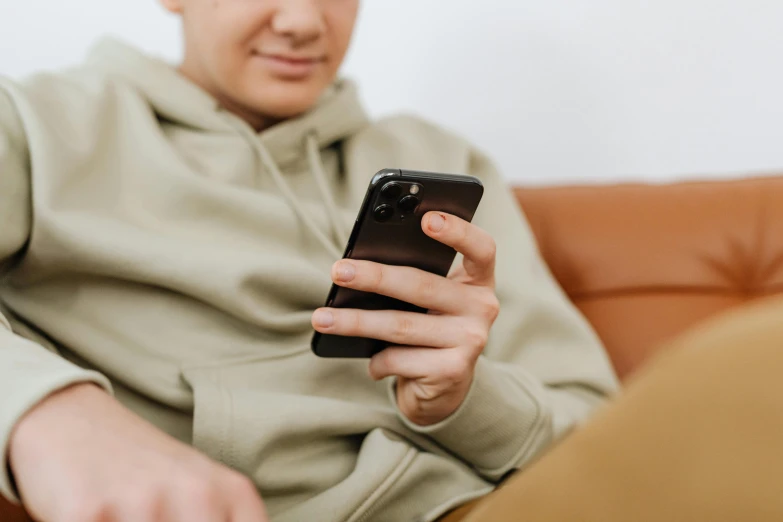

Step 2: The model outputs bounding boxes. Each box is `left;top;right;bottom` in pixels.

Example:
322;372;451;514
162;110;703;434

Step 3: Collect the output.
398;195;420;213
374;204;395;222
380;182;402;199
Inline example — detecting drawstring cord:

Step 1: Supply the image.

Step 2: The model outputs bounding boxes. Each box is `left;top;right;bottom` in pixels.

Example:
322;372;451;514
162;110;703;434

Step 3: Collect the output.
305;133;350;246
226;117;344;260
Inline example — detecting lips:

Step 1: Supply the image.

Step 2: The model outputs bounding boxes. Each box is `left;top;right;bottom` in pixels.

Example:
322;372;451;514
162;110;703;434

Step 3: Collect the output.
261;53;324;65
251;50;326;80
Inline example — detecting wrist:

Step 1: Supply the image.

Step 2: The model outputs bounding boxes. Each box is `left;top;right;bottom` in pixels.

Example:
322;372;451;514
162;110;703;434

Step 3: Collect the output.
8;383;107;476
433;376;474;425
396;371;475;427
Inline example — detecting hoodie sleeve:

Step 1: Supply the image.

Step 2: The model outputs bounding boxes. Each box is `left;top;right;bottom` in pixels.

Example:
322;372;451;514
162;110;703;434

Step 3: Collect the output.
391;149;619;482
0;84;112;504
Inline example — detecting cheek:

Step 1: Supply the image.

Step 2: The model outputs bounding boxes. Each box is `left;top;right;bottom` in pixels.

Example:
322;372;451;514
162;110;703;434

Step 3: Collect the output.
326;6;359;67
202;3;269;67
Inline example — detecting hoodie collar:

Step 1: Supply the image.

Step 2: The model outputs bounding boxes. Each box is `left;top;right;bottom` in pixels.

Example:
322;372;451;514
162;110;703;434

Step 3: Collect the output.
85;38;371;168
256;79;369;168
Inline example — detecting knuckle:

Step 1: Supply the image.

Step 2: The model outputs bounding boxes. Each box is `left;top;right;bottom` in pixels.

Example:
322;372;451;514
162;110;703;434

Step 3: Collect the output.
416;272;438;301
393;315;415;341
369;349;392;377
124;488;162;520
486;237;497;259
371;263;387;289
440;353;470;382
463;323;489;349
414;384;441;403
477;238;497;266
478;292;500;321
347;310;364;335
227;472;258;499
60;498;110;522
456;222;470;246
180;474;217;503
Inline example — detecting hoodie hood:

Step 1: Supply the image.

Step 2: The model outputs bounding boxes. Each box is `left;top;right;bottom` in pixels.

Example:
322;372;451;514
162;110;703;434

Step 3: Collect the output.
85;38;371;169
84;38;369;258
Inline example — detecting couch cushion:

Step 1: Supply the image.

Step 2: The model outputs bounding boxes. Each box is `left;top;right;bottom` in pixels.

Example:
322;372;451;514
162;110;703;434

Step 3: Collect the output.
515;175;783;379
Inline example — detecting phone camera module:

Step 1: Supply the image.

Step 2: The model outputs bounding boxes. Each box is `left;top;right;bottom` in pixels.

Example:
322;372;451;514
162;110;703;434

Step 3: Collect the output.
380;182;402;199
398;195;420;213
374;204;395;222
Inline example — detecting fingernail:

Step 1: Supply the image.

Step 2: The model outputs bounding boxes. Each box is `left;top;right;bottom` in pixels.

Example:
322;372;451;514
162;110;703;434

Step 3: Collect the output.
428;213;445;232
335;261;355;282
313;309;334;328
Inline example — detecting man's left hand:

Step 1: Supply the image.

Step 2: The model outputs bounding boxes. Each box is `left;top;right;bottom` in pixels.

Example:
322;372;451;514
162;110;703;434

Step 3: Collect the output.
312;211;500;426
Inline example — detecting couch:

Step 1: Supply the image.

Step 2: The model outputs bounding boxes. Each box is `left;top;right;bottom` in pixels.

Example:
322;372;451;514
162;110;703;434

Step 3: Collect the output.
4;174;782;521
516;174;783;379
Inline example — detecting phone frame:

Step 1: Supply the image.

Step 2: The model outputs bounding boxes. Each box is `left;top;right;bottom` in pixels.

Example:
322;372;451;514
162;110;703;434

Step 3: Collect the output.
311;168;484;358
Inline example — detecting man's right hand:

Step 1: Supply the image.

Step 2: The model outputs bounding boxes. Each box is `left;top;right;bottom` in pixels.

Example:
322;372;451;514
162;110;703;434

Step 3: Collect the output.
8;384;268;522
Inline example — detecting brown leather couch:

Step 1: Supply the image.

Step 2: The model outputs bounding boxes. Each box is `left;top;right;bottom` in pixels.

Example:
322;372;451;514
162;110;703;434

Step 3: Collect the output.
516;174;783;378
4;175;783;521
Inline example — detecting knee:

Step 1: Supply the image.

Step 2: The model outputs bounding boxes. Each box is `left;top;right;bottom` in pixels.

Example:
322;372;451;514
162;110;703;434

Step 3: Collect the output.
630;295;783;397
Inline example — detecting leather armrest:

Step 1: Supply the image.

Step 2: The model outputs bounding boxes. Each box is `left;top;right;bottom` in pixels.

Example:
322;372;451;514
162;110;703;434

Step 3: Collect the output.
0;498;31;522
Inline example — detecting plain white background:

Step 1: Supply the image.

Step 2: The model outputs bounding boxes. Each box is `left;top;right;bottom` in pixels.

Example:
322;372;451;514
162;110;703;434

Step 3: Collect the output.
2;1;783;185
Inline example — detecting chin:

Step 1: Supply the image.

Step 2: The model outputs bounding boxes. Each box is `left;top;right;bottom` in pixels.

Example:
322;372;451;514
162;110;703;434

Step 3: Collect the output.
243;81;327;120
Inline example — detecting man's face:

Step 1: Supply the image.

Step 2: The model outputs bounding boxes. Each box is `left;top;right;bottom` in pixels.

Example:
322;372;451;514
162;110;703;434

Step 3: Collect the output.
163;0;359;124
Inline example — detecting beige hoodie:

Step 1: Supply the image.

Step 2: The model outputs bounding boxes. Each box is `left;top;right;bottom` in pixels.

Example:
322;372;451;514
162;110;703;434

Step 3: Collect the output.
0;40;618;521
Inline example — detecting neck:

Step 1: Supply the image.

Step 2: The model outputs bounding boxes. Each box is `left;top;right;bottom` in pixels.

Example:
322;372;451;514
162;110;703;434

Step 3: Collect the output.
216;95;279;133
177;61;276;133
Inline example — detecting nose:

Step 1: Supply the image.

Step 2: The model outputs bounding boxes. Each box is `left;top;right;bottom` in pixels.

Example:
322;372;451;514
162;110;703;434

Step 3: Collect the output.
271;0;325;46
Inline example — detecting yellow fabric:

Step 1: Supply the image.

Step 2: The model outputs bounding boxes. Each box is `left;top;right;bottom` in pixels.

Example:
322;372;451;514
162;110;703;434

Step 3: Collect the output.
441;295;783;521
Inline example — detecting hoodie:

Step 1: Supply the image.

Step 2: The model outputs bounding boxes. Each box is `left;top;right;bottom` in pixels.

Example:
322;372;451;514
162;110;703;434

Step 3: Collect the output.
0;40;618;521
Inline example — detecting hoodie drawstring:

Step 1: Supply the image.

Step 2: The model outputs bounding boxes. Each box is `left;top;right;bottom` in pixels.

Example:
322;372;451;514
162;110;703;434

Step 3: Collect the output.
305;133;350;247
227;118;346;260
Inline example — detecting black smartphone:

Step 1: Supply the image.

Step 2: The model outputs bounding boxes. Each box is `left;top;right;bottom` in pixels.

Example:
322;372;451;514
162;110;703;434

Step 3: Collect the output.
311;168;484;358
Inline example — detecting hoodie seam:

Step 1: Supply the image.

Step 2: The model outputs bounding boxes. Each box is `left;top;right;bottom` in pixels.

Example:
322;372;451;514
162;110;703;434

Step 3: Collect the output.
346;447;418;522
475;387;551;478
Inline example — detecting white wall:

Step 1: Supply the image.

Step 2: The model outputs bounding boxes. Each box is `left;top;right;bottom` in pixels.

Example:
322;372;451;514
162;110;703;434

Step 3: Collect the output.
2;1;783;185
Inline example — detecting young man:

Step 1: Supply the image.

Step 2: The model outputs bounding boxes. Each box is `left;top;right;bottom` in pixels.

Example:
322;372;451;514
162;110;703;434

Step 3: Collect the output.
0;1;617;521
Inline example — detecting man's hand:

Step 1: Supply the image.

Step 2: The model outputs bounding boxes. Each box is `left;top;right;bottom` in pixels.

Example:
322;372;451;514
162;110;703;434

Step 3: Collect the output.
312;211;499;426
9;384;268;522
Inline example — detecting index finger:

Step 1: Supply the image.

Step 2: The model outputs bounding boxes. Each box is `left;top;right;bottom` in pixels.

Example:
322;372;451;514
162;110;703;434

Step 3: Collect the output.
422;212;496;285
228;481;270;522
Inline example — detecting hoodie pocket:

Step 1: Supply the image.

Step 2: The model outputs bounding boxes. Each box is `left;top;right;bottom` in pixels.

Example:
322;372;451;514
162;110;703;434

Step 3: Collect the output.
181;366;237;466
180;362;418;521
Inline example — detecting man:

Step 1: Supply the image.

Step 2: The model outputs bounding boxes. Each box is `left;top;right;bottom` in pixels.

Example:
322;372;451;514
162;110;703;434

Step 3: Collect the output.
0;1;617;521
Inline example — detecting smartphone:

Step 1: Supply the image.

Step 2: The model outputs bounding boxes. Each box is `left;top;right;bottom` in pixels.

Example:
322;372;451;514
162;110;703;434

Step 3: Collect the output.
311;168;484;358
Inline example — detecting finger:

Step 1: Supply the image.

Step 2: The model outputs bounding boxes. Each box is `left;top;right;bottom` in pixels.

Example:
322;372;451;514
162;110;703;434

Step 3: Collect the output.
369;346;442;380
369;346;472;382
116;492;165;522
223;473;269;522
232;500;269;522
166;496;226;522
227;479;269;522
421;212;496;285
311;308;459;348
163;475;233;522
331;259;467;314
